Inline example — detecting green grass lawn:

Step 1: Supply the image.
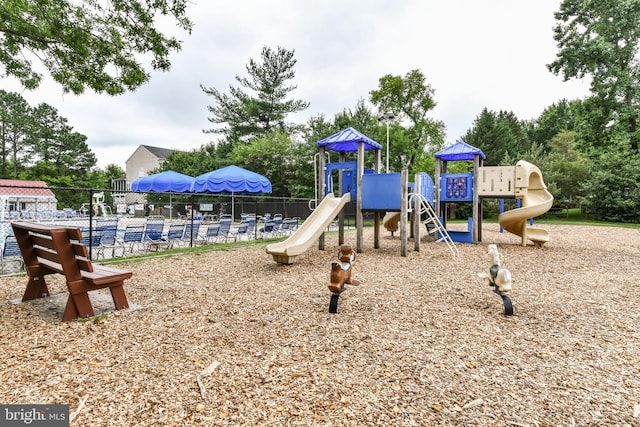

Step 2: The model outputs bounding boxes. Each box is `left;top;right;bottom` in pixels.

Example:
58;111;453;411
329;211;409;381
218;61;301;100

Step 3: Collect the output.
483;208;640;229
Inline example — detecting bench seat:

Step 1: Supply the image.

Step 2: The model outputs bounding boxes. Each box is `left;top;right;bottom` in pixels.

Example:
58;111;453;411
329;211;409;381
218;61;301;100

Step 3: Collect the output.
36;259;133;286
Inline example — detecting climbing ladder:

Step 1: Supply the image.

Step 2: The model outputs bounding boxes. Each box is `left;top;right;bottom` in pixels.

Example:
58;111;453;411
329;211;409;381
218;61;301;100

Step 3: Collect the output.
408;193;459;258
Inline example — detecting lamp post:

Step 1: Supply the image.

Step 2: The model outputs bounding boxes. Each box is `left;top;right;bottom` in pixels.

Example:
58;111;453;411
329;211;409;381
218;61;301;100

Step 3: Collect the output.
378;112;394;173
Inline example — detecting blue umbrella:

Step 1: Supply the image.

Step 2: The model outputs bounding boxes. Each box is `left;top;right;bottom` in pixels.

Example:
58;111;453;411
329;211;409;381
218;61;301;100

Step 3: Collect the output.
191;165;272;194
131;170;195;217
131;170;195;193
191;165;272;219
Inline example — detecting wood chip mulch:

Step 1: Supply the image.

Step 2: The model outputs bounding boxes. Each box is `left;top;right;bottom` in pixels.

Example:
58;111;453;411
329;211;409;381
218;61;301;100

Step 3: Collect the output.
1;223;639;426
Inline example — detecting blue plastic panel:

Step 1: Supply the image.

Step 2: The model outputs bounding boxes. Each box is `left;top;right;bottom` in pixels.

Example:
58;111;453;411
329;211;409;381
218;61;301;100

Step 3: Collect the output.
325;161;358;197
438;217;474;243
361;173;401;210
417;172;435;205
440;173;473;202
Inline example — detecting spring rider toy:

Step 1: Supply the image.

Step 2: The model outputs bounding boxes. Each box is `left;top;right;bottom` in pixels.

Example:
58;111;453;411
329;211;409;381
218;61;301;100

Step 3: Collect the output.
477;244;514;315
328;244;360;313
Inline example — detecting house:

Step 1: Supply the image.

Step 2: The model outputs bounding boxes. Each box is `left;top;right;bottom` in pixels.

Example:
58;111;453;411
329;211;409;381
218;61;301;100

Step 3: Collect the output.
0;179;58;219
125;145;177;186
121;145;179;210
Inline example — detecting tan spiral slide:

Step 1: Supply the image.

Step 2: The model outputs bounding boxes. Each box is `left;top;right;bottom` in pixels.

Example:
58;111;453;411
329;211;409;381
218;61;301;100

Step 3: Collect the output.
498;160;554;246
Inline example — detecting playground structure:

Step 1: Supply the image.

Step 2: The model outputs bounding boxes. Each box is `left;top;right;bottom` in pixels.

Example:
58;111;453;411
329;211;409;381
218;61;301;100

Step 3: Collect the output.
434;141;553;246
266;127;453;263
265;129;553;265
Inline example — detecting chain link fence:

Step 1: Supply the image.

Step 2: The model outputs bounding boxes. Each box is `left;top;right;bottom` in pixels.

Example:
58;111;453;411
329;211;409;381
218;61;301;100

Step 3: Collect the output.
1;184;361;275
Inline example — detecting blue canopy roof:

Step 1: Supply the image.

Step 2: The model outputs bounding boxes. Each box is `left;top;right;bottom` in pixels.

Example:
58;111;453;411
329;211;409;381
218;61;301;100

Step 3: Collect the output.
191;165;272;194
131;170;194;193
434;141;486;161
316;127;382;152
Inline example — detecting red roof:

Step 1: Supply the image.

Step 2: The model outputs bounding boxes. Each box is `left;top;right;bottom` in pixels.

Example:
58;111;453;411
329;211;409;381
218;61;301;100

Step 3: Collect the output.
0;179;56;197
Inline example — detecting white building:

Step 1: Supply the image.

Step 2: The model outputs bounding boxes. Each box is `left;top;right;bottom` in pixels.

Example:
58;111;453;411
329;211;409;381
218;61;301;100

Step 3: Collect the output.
125;145;177;186
0;179;58;220
121;145;179;210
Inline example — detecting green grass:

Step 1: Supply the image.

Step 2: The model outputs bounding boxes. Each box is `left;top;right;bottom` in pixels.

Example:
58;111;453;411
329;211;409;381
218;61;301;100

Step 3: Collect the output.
483;208;640;229
97;236;283;265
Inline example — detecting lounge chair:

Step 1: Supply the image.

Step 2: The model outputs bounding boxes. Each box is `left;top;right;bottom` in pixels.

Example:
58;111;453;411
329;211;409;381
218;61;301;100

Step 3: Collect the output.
259;221;276;239
182;220;203;247
96;223;119;259
165;223;186;249
278;218;292;236
143;218;165;251
272;214;283;234
218;218;233;243
119;224;145;254
231;222;250;241
243;216;257;238
80;227;102;258
1;236;23;274
203;222;221;244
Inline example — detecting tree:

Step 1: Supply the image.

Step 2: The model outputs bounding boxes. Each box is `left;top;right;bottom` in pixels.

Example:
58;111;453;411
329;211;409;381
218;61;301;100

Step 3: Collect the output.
369;69;446;172
548;0;640;151
0;90;33;177
53;129;97;174
461;108;531;165
583;138;640;222
528;99;578;149
543;130;591;208
305;113;339;145
28;103;95;174
331;99;379;137
160;144;223;177
30;103;63;163
0;0;192;95
202;46;309;144
228;130;300;197
103;164;126;184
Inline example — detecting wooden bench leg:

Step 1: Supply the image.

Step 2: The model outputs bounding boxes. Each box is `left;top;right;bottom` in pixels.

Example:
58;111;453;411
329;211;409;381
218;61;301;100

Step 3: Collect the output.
61;284;129;321
22;276;50;301
109;283;129;310
62;293;94;321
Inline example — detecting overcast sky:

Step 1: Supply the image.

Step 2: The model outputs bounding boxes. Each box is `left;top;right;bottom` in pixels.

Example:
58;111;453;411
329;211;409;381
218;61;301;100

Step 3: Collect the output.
5;0;592;170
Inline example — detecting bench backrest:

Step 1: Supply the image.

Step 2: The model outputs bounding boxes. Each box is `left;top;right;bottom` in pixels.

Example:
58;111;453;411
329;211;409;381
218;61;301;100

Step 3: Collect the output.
11;222;94;281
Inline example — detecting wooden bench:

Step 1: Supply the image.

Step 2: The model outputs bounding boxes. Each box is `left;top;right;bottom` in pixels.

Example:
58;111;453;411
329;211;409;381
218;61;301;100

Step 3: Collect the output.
11;221;133;321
